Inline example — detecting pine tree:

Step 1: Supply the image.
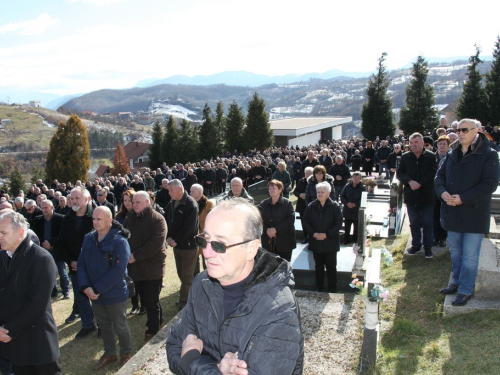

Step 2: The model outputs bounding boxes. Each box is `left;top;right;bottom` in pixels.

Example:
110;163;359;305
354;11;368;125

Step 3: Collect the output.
148;120;163;170
30;164;46;185
456;45;488;124
161;116;180;166
225;100;245;153
399;55;438;135
199;103;220;160
486;36;500;125
45;114;91;183
8;169;26;195
213;101;226;156
177;119;200;164
361;53;395;140
243;92;274;151
111;142;130;175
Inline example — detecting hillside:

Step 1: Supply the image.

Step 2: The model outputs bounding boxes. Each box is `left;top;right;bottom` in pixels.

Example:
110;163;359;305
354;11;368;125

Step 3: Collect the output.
61;59;492;122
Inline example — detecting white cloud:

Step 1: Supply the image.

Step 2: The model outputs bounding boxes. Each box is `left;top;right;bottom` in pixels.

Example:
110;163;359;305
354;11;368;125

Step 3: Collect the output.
66;0;127;5
0;13;60;36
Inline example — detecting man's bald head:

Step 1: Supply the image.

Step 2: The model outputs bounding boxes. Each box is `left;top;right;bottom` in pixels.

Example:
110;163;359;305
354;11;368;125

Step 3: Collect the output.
0;201;12;210
93;206;113;236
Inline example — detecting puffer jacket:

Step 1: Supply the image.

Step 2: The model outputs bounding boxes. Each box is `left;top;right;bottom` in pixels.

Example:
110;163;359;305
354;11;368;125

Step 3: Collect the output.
77;222;131;305
341;181;365;221
302;197;343;253
166;250;304;375
435;132;500;233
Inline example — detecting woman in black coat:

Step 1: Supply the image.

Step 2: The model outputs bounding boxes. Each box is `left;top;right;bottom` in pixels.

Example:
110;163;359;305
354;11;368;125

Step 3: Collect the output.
362;141;375;176
340;172;365;245
304;165;335;206
259;180;296;262
303;181;343;292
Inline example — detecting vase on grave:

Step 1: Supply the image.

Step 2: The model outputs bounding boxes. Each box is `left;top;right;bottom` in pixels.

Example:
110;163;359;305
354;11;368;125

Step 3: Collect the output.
365;298;379;329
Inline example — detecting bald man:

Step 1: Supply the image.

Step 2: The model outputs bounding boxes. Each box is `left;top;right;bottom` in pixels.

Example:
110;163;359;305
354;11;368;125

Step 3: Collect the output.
78;206;132;370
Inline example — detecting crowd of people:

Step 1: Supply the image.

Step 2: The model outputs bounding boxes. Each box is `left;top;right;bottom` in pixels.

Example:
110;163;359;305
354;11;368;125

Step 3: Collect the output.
0;115;499;374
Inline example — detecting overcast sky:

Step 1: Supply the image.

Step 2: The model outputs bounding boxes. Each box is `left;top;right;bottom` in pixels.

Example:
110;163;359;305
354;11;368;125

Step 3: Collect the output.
1;0;499;97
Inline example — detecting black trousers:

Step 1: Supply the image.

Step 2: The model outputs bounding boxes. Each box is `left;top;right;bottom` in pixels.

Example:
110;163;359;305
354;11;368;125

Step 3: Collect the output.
433;200;447;242
134;279;163;334
344;219;358;244
12;360;61;375
313;251;337;292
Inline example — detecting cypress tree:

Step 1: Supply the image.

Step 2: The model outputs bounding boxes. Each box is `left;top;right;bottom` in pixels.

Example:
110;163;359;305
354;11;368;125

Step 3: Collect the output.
162;116;179;166
148;120;163;170
361;53;395;140
399;55;438;135
8;169;26;195
243;92;274;151
111;142;130;175
486;36;500;125
199;103;220;160
45;114;90;183
456;45;488;124
225;100;245;153
177;119;200;164
213;101;226;156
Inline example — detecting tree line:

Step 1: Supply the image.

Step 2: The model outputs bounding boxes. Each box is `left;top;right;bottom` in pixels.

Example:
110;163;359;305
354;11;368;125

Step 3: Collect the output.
361;36;500;139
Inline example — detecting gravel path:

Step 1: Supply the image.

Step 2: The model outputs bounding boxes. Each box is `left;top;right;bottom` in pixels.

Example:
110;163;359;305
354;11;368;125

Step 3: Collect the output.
135;292;364;375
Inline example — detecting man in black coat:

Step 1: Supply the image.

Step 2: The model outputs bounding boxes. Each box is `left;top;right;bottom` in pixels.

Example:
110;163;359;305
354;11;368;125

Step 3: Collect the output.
182;169;198;192
215;163;228;195
23;200;42;229
155;179;172;212
95;188;115;218
202;164;216;197
376;140;391;180
0;211;61;374
113;177;128;207
397;133;438;259
58;187;97;338
329;156;351;202
32;199;70;299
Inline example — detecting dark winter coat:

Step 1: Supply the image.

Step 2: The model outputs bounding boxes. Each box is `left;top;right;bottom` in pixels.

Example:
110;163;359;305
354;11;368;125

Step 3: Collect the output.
293;176;309;216
302;198;343;253
223;188;254;204
362;147;375;172
182;174;198;192
259;197;296;254
124;206;167;280
376;146;391;162
435;132;500;233
155;188;172;210
304;174;335;206
397;149;437;206
341;181;365;221
351;154;362;171
32;212;64;262
319;155;333;171
0;237;59;366
78;223;131;305
202;169;216;186
165;191;199;250
329;163;351;186
387;151;402;169
166;250;304;375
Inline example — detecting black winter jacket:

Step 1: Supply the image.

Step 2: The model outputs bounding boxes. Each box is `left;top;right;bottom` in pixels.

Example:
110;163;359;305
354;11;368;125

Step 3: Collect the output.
341;181;365;221
329;163;351;186
435;132;500;233
304;174;335;206
166;250;304;375
302;198;343;253
165;191;199;250
397;149;437;206
259;197;296;254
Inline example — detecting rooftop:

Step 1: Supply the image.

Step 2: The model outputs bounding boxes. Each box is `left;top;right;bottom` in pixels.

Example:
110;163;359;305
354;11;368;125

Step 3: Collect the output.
270;116;352;137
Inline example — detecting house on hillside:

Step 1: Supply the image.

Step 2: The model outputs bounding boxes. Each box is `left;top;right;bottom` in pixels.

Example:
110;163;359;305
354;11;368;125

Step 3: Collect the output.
0;119;12;129
95;164;111;177
29;100;41;108
108;141;151;172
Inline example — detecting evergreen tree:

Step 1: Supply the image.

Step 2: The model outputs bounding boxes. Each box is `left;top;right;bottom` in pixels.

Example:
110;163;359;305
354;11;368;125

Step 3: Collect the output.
456;45;488;124
30;164;46;185
177;119;200;164
399;56;438;135
8;169;26;195
111;142;130;175
148;120;163;170
486;36;500;125
243;92;274;151
225;100;245;153
361;53;395;140
161;116;180;166
45;114;90;183
199;103;220;159
213;101;226;156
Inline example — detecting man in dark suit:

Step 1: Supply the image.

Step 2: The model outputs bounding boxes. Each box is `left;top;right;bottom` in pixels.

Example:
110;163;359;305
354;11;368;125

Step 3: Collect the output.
95;188;115;219
23;199;42;229
33;199;70;299
0;211;61;374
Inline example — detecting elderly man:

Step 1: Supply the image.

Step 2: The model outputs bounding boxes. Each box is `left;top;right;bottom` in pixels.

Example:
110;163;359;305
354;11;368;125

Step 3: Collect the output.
376;140;391;179
33;199;70;299
223;177;254;203
124;191;167;343
388;143;403;183
114;177;128;207
202;164;216;197
95;188;115;218
155;179;172;211
166;180;199;311
189;184;215;275
436;119;500;306
56;195;71;216
13;197;26;215
397;133;438;259
23;199;42;228
58;187;96;336
166;199;304;374
182;169;198;192
78;207;132;370
329;155;351;202
0;212;61;374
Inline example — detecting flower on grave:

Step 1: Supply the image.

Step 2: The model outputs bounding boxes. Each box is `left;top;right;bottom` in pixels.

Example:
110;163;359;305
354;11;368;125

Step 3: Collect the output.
369;284;389;303
365;239;370;248
352;243;361;255
381;246;394;266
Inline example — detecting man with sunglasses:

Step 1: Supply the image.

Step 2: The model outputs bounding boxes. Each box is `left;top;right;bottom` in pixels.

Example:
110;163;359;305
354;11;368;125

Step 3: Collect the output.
435;119;500;306
167;198;304;375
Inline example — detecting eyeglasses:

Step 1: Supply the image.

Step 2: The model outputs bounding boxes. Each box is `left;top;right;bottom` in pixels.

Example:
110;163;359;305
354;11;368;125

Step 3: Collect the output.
97;193;104;197
456;127;475;134
195;234;254;253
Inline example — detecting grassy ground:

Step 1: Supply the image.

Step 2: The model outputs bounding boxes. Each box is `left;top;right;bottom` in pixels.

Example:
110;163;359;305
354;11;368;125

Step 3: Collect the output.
371;232;500;375
53;247;181;375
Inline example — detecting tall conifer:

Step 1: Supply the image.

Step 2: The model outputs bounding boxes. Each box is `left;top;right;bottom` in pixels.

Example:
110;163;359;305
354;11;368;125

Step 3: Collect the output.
148;120;163;169
225;100;245;153
243;92;273;151
111;142;130;175
486;36;500;125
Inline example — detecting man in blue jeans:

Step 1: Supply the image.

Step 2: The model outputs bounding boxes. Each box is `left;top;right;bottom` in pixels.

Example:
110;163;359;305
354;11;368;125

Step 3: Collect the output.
397;133;438;259
435;119;500;306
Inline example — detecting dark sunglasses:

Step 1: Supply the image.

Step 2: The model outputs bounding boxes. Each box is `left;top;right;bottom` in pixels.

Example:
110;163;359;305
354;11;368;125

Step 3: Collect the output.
195;234;253;253
456;127;475;134
97;193;104;197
